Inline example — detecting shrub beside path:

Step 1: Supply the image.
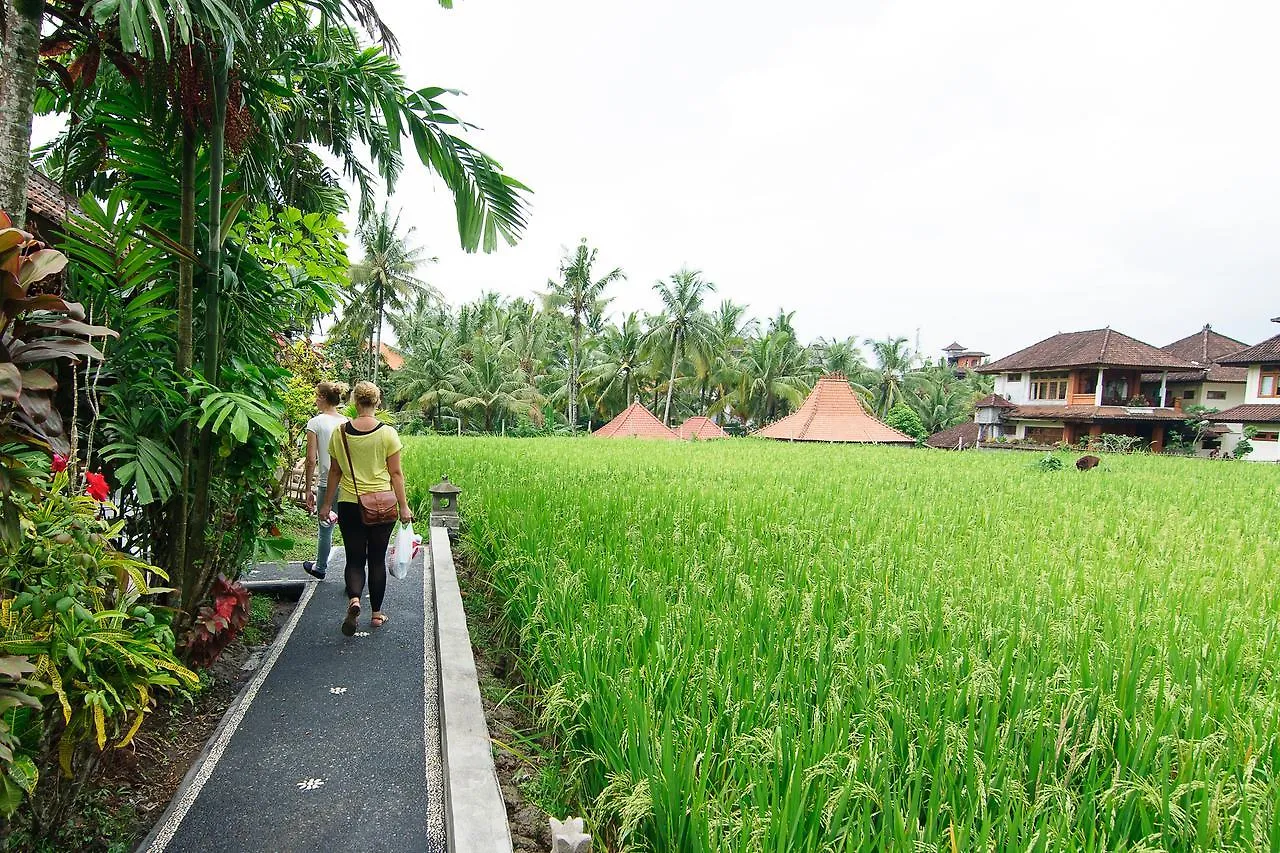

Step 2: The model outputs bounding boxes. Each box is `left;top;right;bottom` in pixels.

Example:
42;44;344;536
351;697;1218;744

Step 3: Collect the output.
138;547;446;852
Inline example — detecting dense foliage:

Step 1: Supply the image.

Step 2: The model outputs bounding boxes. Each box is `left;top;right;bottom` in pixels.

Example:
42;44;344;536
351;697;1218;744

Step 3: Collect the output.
373;243;993;437
406;438;1280;851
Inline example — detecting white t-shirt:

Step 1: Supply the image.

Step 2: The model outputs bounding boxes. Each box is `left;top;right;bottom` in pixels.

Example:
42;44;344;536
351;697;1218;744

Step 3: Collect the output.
306;413;347;479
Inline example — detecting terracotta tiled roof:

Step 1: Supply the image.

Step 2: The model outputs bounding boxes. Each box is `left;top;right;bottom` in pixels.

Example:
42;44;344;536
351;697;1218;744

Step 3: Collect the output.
977;328;1195;373
1216;333;1280;365
677;417;728;440
25;168;82;227
942;341;966;351
593;401;678;439
924;421;979;449
1139;325;1251;383
1207;404;1280;424
974;393;1015;409
754;374;915;443
379;343;405;371
1009;404;1187;422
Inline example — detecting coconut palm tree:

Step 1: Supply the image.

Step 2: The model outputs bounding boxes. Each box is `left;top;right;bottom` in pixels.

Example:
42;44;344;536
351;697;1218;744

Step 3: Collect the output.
582;312;645;420
813;336;866;377
337;205;438;382
864;336;915;418
542;239;624;432
646;269;717;425
452;335;543;432
711;330;813;426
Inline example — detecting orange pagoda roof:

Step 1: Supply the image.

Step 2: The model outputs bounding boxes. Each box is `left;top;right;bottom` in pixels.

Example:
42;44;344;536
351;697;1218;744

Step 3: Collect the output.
677;417;729;440
593;401;678;439
754;374;915;444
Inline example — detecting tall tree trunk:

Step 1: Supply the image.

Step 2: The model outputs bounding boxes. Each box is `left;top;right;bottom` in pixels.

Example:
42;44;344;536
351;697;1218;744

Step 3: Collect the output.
0;0;44;225
184;45;230;619
172;127;197;582
373;295;383;384
663;337;679;426
568;319;580;432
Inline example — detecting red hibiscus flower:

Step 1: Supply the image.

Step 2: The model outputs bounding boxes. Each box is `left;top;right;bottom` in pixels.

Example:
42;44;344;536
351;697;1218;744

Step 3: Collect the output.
84;471;110;502
51;454;68;473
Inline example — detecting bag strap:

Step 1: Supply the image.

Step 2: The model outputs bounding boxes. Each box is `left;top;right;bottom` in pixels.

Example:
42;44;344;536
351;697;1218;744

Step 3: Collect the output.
340;425;362;501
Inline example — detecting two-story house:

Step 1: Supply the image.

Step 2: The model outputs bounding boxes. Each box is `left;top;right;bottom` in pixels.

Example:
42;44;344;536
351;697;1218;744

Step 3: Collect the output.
974;328;1197;450
1209;318;1280;462
1140;324;1250;454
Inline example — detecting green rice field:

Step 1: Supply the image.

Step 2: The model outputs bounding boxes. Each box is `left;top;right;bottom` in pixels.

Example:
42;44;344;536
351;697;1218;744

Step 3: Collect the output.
403;438;1280;852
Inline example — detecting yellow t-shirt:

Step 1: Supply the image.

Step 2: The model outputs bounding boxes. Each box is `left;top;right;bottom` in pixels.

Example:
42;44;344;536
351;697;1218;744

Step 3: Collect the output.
328;423;403;502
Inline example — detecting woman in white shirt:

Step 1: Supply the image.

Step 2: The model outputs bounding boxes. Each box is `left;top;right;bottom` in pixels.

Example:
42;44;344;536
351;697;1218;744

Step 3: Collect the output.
303;381;348;579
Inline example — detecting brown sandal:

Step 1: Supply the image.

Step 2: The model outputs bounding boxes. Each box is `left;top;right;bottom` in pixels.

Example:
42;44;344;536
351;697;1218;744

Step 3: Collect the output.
371;612;388;628
341;599;360;636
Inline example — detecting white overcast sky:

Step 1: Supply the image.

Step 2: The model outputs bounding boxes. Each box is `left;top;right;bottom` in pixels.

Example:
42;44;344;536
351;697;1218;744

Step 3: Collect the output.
362;0;1280;359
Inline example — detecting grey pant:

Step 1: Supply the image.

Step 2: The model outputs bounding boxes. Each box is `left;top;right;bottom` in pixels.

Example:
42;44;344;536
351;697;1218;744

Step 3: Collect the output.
315;483;335;573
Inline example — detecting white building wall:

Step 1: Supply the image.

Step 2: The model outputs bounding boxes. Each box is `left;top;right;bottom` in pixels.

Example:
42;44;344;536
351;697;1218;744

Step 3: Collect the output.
1243;366;1263;404
1243;423;1280;462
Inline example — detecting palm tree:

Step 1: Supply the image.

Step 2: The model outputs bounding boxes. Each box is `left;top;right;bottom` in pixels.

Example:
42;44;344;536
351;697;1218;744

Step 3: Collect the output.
452;336;543;432
814;336;866;377
864;336;915;418
712;330;813;425
908;366;971;435
646;269;717;425
542;239;624;432
338;206;438;382
582;312;645;420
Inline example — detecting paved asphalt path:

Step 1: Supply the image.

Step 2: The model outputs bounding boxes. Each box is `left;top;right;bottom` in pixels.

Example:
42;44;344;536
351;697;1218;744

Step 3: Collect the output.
141;545;446;852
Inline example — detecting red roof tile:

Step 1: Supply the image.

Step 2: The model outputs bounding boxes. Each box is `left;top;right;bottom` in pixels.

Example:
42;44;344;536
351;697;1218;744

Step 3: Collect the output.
1216;333;1280;365
924;421;979;449
593;401;678;439
677;417;728;440
1009;404;1186;422
754;375;915;443
25;168;82;228
974;394;1016;409
1208;404;1280;424
1141;325;1251;382
978;328;1195;373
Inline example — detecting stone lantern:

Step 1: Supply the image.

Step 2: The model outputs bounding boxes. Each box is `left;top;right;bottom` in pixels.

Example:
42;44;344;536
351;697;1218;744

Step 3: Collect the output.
429;475;462;533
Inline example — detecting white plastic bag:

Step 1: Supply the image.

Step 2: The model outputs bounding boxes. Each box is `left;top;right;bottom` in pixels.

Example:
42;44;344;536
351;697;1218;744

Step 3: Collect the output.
390;522;414;579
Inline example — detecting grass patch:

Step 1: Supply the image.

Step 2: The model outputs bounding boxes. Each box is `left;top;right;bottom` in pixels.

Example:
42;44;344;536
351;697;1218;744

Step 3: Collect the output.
274;500;342;563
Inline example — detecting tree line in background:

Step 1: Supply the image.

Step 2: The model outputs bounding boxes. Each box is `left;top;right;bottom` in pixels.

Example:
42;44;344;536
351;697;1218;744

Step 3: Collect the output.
322;230;994;441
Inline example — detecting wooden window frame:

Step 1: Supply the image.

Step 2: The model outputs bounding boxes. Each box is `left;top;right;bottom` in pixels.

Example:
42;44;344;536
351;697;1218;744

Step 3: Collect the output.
1205;390;1227;401
1260;366;1280;398
1254;431;1279;442
1030;372;1069;401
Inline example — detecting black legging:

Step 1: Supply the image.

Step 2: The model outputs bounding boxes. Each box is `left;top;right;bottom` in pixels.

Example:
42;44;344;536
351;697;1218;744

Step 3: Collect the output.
336;502;394;612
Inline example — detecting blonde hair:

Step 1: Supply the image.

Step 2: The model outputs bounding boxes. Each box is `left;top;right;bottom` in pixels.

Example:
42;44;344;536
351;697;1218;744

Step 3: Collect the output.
353;380;382;410
317;381;348;407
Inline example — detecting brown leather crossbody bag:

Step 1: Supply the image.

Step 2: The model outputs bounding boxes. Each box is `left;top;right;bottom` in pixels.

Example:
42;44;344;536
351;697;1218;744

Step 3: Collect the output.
340;426;398;525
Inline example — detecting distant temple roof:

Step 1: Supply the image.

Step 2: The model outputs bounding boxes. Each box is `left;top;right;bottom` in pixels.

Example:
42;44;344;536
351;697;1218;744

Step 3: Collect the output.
593;400;678;439
677;416;728;440
754;375;915;444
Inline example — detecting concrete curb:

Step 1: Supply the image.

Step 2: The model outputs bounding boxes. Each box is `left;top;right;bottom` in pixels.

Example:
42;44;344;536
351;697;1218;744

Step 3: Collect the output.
430;526;513;853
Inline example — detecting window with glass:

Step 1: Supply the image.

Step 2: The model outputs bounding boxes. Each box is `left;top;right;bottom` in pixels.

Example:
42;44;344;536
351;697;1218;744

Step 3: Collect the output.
1260;366;1279;398
1206;390;1227;401
1030;372;1069;401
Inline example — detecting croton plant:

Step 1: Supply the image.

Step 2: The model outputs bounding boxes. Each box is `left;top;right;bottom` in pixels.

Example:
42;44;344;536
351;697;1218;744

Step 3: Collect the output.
0;211;116;538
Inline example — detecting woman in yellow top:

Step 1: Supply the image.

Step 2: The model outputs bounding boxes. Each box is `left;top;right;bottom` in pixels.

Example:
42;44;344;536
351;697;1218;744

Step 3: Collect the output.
317;381;413;635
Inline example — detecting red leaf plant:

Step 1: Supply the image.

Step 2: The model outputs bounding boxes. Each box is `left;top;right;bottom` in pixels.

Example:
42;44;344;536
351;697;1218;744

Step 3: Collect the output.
186;576;252;667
